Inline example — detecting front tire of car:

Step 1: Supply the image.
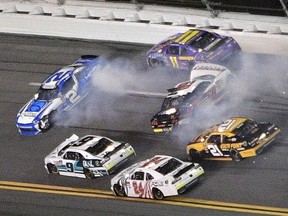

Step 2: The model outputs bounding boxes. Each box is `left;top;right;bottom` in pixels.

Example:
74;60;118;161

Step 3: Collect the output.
189;149;203;162
39;111;56;132
113;184;127;197
152;188;164;200
47;163;58;174
230;149;242;161
84;168;95;179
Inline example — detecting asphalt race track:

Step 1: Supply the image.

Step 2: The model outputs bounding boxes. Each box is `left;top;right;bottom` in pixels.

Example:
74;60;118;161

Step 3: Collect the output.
0;33;287;215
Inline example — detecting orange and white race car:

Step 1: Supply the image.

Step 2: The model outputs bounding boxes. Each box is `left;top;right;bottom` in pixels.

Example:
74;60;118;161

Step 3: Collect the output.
111;155;204;200
186;117;281;161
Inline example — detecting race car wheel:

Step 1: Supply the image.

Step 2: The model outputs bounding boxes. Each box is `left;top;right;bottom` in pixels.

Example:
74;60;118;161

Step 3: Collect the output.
189;149;203;162
149;58;164;67
230;149;242;161
84;168;95;179
113;184;127;197
39;115;50;131
47;163;58;174
152;188;164;200
39;111;56;132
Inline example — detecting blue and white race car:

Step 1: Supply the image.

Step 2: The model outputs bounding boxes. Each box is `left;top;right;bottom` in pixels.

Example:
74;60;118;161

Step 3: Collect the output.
16;55;100;136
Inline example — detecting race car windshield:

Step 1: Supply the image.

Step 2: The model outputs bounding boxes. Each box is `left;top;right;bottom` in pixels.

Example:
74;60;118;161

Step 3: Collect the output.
232;119;258;138
161;82;210;111
155;158;182;175
161;97;184;110
86;138;113;155
37;87;59;100
189;32;217;49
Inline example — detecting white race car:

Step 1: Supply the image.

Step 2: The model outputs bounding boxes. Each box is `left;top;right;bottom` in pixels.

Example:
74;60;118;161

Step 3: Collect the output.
44;134;136;179
111;155;204;200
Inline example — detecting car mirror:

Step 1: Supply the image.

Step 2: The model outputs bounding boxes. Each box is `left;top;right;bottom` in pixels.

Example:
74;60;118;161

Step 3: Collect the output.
34;93;38;100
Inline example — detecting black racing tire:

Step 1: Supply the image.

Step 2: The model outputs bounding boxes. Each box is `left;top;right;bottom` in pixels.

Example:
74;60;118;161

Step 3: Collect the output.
230;149;242;161
113;184;127;197
148;58;164;67
39;111;57;132
152;188;164;200
84;168;95;179
188;149;203;162
39;115;50;131
47;163;58;174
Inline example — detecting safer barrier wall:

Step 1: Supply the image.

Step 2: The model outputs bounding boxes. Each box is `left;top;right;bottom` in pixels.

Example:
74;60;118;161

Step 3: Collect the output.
0;2;287;55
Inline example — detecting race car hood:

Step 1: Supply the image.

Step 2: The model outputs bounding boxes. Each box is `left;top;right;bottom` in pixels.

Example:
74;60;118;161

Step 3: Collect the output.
17;98;60;124
157;107;178;117
151;107;179;124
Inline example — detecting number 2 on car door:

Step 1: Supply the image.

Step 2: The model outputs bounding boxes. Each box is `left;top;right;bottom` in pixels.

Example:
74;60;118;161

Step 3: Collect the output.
207;145;223;156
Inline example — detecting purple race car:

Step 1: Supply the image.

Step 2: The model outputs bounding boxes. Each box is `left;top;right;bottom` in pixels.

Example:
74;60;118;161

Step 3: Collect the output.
146;29;240;70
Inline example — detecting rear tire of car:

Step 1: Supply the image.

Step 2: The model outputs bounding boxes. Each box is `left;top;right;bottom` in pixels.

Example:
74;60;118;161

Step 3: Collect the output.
149;58;164;67
189;149;203;162
152;188;164;200
113;184;127;197
84;168;95;179
230;149;242;161
47;163;58;174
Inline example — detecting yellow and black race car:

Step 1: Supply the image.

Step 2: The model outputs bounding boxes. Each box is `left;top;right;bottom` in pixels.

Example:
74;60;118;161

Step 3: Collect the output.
186;117;281;161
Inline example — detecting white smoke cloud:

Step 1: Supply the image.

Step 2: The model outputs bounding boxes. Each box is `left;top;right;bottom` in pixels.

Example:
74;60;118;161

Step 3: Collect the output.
172;52;288;148
55;52;288;146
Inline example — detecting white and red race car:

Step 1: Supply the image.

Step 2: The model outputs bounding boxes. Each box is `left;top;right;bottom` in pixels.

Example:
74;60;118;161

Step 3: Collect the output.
111;155;204;200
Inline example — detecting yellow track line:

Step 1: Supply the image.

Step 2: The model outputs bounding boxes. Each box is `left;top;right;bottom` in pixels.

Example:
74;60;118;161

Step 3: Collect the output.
0;180;287;215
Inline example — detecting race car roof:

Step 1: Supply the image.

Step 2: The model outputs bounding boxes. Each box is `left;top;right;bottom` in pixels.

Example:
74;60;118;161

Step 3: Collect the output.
138;155;183;176
42;66;74;89
216;117;249;133
190;63;230;81
56;135;116;156
173;29;202;44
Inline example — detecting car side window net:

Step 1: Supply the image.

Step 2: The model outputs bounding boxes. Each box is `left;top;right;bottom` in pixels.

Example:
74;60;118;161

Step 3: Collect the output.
207;135;221;145
131;171;145;180
166;46;179;55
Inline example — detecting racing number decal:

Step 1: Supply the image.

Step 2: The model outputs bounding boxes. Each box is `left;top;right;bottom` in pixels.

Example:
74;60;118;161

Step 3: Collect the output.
169;57;179;68
219;119;236;132
66;163;74;172
65;90;81;104
133;181;144;196
132;181;153;198
207;145;223;157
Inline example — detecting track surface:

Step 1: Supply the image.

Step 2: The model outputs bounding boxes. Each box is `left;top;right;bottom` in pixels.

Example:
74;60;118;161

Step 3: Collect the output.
0;34;287;215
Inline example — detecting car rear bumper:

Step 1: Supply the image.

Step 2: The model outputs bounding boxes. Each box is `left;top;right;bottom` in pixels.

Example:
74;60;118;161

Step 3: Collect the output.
239;129;281;158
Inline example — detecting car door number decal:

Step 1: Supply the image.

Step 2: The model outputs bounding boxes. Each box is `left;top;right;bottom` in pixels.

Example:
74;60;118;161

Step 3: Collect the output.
65;90;81;104
66;162;74;172
207;145;223;156
133;181;144;195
